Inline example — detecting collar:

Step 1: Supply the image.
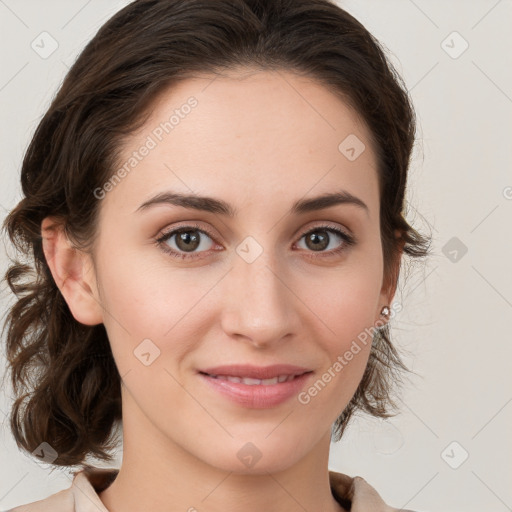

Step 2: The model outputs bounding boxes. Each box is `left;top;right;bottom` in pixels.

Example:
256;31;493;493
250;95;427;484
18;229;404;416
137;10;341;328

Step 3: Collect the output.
71;467;403;511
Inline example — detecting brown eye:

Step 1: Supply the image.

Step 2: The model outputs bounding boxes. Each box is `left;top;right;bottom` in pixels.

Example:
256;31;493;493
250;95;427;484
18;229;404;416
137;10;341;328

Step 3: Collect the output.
174;229;202;252
296;225;355;256
303;229;330;251
156;224;217;260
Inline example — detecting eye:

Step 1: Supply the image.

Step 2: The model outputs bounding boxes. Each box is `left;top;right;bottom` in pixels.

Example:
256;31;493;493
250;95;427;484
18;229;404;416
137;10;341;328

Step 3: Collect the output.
155;222;356;261
295;224;355;257
156;223;218;260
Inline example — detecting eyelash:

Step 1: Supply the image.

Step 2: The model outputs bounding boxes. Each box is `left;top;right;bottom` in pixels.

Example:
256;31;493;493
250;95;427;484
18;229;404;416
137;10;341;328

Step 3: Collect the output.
155;222;356;261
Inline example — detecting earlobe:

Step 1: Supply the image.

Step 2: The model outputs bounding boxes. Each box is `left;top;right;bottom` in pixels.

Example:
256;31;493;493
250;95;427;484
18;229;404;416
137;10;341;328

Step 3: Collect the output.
41;217;103;326
376;230;405;325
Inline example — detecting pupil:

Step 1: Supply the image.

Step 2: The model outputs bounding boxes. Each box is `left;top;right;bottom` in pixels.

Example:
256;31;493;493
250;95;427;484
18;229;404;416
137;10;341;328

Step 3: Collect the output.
178;231;199;251
308;231;328;251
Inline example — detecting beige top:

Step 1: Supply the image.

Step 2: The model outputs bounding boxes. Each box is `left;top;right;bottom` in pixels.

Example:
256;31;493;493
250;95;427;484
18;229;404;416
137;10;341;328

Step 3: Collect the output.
6;467;417;511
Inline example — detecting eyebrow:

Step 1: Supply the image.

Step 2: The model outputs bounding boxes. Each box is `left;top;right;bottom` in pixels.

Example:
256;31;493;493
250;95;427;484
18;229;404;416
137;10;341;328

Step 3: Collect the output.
134;190;369;217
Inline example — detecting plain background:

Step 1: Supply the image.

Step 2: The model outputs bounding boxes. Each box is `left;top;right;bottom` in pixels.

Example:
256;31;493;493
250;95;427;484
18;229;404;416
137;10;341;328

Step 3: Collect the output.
0;1;511;511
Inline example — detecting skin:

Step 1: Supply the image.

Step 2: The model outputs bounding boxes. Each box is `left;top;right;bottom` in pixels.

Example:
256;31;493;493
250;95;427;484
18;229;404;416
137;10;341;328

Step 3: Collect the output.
42;67;400;512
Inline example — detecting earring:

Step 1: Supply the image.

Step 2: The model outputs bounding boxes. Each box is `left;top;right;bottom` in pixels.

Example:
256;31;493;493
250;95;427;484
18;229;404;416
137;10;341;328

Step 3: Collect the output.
380;305;390;317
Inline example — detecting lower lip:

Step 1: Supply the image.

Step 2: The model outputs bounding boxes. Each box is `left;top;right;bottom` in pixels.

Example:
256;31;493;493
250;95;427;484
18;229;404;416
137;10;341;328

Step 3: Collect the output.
198;372;313;409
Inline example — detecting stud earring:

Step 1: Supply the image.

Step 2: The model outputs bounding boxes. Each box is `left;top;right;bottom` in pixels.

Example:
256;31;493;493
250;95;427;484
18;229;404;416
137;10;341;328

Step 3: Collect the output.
380;305;390;317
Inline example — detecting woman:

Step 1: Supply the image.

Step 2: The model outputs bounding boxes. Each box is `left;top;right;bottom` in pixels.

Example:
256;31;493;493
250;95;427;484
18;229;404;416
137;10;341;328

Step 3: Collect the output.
2;0;430;510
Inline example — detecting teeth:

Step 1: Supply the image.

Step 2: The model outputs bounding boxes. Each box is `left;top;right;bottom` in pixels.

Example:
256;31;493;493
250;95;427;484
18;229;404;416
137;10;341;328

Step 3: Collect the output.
210;374;298;385
243;377;266;385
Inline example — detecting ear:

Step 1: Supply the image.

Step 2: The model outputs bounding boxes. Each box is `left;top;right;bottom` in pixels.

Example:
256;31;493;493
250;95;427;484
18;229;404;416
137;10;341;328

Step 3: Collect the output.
41;217;103;326
376;229;404;324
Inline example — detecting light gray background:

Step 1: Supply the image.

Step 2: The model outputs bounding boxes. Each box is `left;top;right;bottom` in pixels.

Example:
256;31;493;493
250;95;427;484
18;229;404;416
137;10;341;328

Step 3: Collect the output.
1;1;511;511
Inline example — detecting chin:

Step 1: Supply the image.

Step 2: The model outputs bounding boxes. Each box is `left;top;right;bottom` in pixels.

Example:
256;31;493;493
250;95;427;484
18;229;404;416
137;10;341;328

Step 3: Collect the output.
216;455;299;476
201;439;308;475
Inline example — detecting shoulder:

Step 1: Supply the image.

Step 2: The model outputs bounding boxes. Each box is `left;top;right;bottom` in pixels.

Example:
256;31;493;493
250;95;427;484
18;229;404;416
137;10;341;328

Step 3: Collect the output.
6;467;118;512
329;470;419;512
7;486;73;512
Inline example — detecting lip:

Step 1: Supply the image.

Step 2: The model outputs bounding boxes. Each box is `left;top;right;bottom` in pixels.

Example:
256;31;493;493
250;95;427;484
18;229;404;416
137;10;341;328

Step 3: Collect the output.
199;364;312;380
198;365;314;409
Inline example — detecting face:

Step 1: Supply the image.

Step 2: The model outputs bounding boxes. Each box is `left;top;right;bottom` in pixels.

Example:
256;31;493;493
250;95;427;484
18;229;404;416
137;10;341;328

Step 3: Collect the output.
48;68;394;474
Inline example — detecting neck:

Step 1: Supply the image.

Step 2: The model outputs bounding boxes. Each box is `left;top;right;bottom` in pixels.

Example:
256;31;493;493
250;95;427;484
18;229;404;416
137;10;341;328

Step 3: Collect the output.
98;391;347;512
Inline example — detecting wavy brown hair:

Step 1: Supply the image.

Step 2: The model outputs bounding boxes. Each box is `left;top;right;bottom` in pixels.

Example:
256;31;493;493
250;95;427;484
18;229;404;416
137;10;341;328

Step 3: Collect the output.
1;0;431;468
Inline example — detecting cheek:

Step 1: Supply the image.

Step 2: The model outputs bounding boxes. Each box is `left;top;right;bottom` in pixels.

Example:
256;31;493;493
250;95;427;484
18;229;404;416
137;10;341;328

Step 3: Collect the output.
300;283;375;422
300;257;382;402
306;262;382;344
95;250;212;369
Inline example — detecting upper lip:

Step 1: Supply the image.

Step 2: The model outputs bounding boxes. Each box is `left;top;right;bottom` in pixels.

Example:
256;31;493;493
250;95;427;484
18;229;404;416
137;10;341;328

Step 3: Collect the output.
199;364;312;379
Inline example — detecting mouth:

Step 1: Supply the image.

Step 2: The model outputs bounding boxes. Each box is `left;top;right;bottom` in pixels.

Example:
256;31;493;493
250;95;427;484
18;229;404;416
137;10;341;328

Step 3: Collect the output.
196;365;314;409
197;363;313;381
198;371;311;386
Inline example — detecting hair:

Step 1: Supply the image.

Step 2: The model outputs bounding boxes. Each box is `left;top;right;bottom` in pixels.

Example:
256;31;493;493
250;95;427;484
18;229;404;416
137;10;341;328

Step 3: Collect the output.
1;0;431;468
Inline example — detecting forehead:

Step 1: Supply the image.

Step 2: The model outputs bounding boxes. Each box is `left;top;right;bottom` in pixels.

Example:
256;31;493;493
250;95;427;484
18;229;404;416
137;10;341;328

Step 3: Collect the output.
102;68;379;220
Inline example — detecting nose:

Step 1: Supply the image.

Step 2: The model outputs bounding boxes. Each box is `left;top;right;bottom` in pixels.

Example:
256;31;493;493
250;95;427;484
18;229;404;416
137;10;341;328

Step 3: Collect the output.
220;252;300;349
